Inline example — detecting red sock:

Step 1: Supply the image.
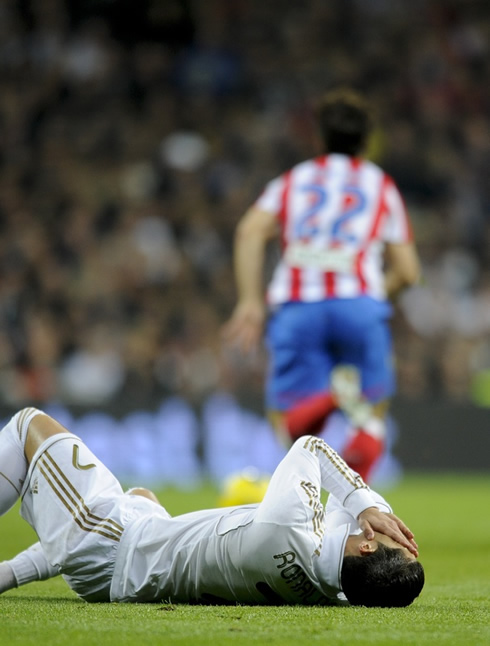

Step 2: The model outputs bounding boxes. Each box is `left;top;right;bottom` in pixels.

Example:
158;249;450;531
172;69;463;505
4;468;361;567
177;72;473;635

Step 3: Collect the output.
286;392;337;440
342;430;384;482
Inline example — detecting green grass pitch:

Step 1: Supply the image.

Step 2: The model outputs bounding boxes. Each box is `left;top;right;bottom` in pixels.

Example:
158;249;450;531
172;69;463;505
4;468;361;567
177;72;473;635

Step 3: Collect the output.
1;474;489;646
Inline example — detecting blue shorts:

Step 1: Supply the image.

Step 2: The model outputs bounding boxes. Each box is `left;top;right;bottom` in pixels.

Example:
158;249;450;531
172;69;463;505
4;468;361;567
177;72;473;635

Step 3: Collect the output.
265;297;395;411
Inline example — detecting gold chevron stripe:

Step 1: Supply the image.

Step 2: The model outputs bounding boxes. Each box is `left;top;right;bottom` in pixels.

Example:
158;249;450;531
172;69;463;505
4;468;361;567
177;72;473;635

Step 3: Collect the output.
299;480;325;540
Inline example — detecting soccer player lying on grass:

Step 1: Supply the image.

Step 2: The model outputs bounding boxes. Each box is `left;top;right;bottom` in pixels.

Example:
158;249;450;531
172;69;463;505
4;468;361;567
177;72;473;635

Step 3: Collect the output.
0;408;424;607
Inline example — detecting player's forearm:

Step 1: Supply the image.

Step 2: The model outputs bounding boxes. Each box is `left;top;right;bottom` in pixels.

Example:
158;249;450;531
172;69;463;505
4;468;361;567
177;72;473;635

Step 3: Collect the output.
301;436;380;519
233;229;266;304
326;489;391;517
232;206;278;304
384;243;421;300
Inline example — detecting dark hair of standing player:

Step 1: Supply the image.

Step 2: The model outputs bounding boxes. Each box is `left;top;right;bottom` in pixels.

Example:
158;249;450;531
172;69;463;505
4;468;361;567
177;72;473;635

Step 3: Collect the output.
316;88;373;157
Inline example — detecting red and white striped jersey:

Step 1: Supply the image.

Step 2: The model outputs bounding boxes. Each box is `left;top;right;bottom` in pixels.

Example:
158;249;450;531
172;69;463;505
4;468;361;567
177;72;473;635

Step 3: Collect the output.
254;153;413;304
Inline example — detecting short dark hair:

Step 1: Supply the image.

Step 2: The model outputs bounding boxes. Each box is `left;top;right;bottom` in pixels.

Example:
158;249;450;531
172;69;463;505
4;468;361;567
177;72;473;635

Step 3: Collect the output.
316;88;373;156
341;544;425;608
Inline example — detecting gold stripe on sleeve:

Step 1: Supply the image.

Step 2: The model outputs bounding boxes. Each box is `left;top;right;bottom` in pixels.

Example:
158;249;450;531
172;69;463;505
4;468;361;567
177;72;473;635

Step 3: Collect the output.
303;436;368;490
300;480;325;541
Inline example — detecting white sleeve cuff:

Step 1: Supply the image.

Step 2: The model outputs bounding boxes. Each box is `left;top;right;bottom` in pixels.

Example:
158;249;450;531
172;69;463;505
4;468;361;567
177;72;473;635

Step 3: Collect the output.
369;490;392;514
343;488;378;519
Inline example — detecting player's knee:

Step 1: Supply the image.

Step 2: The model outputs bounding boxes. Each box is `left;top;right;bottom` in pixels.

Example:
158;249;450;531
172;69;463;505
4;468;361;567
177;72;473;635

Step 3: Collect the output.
125;487;160;504
12;407;47;446
12;407;43;428
23;409;67;462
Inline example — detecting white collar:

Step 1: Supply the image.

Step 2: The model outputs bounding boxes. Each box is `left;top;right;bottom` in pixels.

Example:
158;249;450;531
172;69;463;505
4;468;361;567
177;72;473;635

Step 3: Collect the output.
313;524;351;600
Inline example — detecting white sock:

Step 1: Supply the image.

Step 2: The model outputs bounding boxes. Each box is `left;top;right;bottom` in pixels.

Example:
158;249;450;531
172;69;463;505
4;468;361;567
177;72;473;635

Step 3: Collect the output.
6;542;58;589
0;408;47;515
0;562;17;593
362;416;386;440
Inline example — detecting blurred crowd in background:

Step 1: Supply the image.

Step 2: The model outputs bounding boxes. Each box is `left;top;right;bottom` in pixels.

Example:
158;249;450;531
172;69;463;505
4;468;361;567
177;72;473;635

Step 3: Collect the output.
1;0;490;417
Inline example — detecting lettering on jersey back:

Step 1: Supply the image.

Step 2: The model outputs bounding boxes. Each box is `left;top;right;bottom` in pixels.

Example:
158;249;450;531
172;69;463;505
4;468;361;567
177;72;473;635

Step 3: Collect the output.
273;550;323;604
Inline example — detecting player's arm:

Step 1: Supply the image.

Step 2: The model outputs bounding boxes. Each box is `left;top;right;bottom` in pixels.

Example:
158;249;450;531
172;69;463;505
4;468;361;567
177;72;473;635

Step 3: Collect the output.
357;507;418;556
300;437;418;556
384;241;421;300
0;488;168;596
381;178;421;300
326;487;392;517
222;206;279;353
325;492;418;557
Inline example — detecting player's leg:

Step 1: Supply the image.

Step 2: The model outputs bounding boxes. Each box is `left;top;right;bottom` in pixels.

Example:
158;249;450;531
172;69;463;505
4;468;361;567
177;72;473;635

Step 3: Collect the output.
283;390;338;441
0;542;58;594
341;400;388;482
0;409;68;594
22;418;129;600
125;486;161;505
0;408;49;515
24;410;73;463
0;408;130;600
1;409;167;600
330;298;395;482
1;486;165;596
0;408;113;598
265;302;336;443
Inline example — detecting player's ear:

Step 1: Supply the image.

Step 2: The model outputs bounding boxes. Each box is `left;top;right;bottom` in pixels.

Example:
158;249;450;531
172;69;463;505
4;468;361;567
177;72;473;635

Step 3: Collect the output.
358;541;377;555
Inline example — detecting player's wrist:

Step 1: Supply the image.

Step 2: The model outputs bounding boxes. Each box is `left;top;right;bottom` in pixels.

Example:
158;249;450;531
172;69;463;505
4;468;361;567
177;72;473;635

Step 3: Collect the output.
344;489;377;520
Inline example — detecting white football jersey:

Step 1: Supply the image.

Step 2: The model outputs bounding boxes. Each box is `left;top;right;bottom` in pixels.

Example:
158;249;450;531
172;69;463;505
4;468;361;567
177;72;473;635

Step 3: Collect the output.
109;437;391;605
18;423;391;605
254;153;413;303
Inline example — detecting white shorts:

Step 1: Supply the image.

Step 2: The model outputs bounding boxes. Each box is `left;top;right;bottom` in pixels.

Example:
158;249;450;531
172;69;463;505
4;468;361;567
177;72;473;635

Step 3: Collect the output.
20;434;167;601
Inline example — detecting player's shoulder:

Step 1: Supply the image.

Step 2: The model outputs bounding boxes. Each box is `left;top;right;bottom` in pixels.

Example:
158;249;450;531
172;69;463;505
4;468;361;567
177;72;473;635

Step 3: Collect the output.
293;156;321;172
357;156;386;177
357;158;400;190
275;156;328;183
268;155;394;184
359;156;381;172
272;157;316;180
261;158;314;190
317;153;387;180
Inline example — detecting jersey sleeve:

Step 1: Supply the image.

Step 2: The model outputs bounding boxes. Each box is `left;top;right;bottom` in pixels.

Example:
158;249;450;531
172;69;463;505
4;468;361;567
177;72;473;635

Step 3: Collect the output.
381;177;413;244
253;175;286;216
299;436;384;519
325;488;392;520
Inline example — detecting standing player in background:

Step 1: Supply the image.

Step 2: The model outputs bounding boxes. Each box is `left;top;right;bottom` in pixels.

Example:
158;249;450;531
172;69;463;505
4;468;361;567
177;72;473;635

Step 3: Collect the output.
223;88;421;482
